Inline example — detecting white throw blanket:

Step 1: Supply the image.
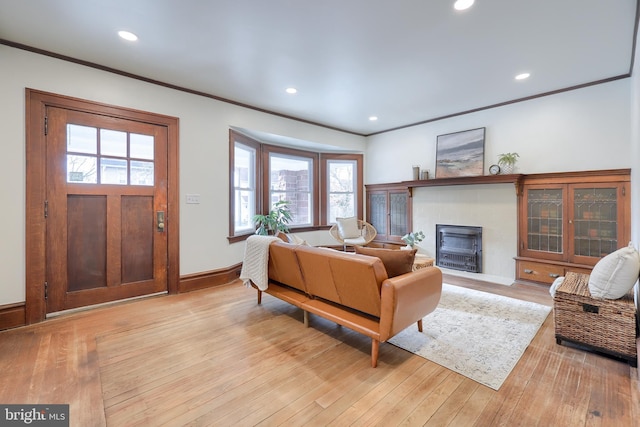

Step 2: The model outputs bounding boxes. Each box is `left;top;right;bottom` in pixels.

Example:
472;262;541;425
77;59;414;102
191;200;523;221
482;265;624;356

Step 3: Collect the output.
239;235;280;291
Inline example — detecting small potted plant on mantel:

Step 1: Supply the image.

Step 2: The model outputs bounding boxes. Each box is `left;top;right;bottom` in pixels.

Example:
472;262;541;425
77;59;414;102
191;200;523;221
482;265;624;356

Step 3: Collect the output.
253;200;292;236
497;152;520;174
401;230;425;250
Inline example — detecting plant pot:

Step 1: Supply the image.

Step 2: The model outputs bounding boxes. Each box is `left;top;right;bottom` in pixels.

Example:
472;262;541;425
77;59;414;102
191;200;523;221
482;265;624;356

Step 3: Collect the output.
501;164;514;174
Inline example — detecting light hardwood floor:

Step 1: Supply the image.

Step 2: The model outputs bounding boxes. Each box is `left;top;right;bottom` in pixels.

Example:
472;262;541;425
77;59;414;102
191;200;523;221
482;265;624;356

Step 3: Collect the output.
0;274;638;426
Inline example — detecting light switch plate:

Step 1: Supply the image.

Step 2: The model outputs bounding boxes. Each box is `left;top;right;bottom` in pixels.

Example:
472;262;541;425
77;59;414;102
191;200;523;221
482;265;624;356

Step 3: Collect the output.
186;194;200;204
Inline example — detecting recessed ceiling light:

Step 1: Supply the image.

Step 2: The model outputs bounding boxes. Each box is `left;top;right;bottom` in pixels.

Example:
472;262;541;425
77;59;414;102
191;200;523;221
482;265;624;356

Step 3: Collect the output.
369;116;378;121
286;87;297;94
454;0;475;11
118;31;138;41
515;73;531;80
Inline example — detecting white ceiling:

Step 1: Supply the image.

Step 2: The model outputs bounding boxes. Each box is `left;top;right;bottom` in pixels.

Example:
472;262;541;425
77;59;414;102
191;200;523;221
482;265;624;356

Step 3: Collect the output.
0;0;637;136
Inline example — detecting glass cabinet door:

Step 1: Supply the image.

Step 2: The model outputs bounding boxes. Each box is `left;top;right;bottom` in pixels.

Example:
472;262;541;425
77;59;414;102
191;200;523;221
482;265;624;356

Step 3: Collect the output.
571;185;621;262
520;180;628;266
368;192;387;236
525;187;564;257
389;191;408;238
366;185;411;244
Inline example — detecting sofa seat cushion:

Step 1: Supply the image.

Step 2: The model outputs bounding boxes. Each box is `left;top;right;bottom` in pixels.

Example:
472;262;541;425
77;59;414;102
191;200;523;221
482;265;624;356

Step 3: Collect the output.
355;246;417;278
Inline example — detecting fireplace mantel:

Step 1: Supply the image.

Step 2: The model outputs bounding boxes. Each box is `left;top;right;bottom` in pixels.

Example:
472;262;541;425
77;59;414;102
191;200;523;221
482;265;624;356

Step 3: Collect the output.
402;174;525;196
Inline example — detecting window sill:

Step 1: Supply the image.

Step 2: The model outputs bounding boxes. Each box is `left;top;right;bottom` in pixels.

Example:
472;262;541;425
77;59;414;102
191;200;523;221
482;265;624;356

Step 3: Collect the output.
228;225;332;243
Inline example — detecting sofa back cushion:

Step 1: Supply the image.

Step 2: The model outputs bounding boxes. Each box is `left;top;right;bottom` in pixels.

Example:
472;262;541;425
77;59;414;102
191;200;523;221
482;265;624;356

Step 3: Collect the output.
354;246;416;277
268;241;306;292
294;246;386;317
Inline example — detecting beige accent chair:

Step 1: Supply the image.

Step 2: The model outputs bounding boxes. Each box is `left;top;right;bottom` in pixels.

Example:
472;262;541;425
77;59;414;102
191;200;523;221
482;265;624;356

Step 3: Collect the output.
329;217;377;251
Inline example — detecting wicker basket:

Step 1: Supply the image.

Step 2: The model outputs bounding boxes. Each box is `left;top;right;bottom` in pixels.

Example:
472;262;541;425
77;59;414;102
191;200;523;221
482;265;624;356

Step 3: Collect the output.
554;272;638;366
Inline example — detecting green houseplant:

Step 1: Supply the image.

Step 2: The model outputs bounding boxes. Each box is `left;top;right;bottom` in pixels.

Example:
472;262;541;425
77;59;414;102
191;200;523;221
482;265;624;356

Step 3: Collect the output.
401;230;425;248
497;152;519;174
253;200;292;235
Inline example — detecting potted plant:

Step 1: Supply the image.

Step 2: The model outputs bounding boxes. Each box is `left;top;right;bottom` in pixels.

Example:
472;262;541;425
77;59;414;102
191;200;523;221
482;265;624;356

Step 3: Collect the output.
497;152;519;174
253;200;292;235
401;230;425;249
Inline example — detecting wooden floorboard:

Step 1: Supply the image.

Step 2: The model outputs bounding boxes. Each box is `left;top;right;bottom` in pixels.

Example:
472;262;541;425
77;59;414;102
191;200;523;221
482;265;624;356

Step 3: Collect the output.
0;273;637;426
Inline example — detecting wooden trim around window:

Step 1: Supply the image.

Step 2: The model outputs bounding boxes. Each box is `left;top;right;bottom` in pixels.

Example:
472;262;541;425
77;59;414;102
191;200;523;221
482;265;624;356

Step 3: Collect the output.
228;130;364;239
260;144;320;225
320;153;364;224
228;130;262;239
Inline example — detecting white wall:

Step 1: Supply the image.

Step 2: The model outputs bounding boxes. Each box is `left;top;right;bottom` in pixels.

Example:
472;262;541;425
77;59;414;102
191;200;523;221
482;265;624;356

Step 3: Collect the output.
630;22;640;312
412;184;517;284
366;79;632;282
366;79;631;184
0;45;366;305
1;44;635;305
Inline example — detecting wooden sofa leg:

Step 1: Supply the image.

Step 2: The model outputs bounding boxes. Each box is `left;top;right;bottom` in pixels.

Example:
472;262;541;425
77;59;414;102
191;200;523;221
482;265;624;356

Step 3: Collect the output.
371;340;380;368
303;310;309;327
417;319;423;332
257;290;262;305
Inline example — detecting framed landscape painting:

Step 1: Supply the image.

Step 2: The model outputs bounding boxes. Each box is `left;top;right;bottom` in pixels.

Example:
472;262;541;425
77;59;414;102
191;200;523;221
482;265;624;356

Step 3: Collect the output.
435;127;485;178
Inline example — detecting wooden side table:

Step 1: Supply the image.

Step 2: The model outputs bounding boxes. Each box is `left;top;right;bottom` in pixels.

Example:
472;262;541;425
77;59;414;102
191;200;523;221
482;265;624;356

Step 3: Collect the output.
413;254;435;271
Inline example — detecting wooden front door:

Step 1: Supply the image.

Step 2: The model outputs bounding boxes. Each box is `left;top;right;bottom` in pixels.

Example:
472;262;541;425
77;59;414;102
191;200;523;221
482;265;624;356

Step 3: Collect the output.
44;107;169;313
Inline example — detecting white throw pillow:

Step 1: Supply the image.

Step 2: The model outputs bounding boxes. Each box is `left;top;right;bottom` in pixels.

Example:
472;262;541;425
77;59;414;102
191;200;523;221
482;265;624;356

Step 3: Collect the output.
588;242;640;299
549;276;564;298
336;217;361;239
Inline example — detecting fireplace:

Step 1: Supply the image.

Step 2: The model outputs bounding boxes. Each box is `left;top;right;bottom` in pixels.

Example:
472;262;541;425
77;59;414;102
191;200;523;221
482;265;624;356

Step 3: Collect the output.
436;224;482;273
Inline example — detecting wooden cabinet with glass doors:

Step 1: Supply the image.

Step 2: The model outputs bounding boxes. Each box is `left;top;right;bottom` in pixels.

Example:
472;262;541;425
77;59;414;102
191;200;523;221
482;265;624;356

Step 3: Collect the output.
365;183;412;248
516;169;630;284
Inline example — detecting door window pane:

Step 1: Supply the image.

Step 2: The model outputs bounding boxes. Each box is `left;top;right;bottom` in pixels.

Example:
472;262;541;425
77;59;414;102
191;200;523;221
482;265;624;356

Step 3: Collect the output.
100;129;127;157
67;155;97;183
131;161;154;186
100;158;128;185
131;133;155;160
67;124;97;154
67;126;155;185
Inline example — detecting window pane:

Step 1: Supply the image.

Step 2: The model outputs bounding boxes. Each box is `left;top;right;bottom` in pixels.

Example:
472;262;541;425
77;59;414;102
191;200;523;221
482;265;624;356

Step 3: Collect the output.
130;133;154;160
235;189;255;232
100;158;128;185
328;160;356;222
233;142;257;235
131;160;154;186
100;129;127;157
67;124;97;154
270;154;312;226
329;194;355;223
271;192;311;225
234;144;255;189
67;154;97;183
329;161;355;192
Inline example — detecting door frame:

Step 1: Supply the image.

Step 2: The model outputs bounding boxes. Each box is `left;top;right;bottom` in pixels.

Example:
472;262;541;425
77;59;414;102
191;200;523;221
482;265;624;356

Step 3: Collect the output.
25;89;180;324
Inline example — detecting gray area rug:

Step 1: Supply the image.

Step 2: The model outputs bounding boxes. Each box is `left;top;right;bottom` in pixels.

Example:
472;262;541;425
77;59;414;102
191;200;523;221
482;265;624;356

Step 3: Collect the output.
388;284;551;390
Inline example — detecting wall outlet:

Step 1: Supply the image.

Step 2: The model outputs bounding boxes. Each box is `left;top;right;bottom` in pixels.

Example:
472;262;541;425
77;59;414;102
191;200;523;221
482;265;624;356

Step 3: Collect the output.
186;194;200;204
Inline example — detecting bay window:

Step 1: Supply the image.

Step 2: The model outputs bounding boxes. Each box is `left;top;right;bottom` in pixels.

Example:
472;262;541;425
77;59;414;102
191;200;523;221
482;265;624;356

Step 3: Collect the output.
229;130;362;241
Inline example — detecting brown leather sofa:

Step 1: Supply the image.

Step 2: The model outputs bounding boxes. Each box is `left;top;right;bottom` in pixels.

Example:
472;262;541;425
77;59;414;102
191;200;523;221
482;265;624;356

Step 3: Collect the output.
254;240;443;367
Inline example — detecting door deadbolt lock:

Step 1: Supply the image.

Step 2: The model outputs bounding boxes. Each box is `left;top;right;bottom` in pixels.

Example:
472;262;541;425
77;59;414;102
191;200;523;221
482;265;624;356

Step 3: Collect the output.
157;211;165;232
